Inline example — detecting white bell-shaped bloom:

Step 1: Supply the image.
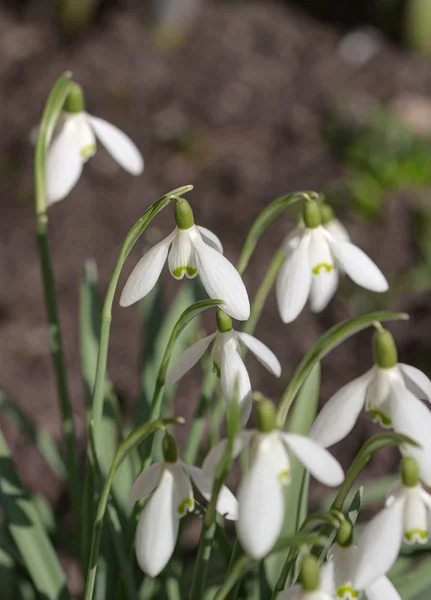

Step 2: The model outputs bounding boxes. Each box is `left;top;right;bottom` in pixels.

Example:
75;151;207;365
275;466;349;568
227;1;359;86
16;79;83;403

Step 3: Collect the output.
276;222;388;323
120;213;250;320
166;312;281;421
132;459;237;577
203;419;344;560
46;111;144;204
320;543;401;600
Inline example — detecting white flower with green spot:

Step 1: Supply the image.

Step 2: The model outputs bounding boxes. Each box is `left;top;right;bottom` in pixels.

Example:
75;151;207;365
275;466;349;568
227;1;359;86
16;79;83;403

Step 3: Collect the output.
166;310;281;422
120;198;250;320
132;433;237;577
46;83;143;205
203;400;344;560
276;201;388;323
310;327;431;485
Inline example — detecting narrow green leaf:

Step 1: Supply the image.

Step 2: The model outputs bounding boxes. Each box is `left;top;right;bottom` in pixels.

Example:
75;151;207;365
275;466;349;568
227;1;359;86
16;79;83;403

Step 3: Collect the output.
0;429;70;599
265;363;321;589
276;311;408;426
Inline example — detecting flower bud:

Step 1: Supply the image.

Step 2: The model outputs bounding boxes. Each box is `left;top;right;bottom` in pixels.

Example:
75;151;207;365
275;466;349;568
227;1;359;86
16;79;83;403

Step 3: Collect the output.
174;198;194;230
300;555;319;592
373;327;398;369
303;201;322;229
216;309;233;333
64;82;85;114
401;456;420;488
336;520;353;547
320;204;334;225
162;431;179;463
256;398;276;433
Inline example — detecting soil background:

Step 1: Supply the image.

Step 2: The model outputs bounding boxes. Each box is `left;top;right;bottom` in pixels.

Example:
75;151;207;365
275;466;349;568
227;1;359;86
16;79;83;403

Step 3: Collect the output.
1;0;431;517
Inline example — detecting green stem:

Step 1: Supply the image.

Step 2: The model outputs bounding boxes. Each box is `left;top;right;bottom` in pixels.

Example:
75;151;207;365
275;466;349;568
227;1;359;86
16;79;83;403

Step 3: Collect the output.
225;540;243;600
34;72;81;535
189;521;217;600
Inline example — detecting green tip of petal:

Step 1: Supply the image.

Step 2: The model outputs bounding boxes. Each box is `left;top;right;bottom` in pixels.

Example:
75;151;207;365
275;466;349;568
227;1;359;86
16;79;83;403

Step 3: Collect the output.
64;82;85;114
404;529;428;544
336;585;359;599
256;398;276;433
303;200;322;229
216;309;233;333
373;328;398;369
174;198;194;230
401;456;420;487
162;432;179;463
300;555;319;592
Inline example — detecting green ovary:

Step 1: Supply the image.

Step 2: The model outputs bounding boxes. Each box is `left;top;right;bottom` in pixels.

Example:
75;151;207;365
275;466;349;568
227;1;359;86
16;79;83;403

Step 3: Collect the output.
312;262;333;275
81;144;96;160
336;585;360;599
404;529;428;544
172;266;197;279
370;409;392;427
177;497;194;516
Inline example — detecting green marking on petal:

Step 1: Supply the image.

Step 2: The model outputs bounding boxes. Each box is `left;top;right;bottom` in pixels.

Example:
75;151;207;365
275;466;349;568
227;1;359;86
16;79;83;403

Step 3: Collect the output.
81;144;96;160
277;469;291;485
177;497;194;516
312;262;333;275
404;529;428;544
172;266;198;279
336;585;360;599
213;362;221;378
370;409;392;427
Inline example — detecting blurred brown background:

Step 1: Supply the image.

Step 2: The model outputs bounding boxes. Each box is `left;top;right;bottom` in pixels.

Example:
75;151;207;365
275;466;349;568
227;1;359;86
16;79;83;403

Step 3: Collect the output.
2;0;431;511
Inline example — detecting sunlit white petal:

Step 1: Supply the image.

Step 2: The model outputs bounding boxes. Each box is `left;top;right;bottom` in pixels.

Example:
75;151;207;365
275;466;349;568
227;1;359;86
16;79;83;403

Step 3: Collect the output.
130;463;162;504
236;332;282;377
202;431;255;476
366;577;401;600
220;341;252;422
282;228;303;254
87;114;144;175
197;225;223;253
365;366;398;426
310;370;373;448
170;462;195;515
399;363;431;402
403;487;429;544
281;433;344;486
46;124;83;204
120;231;176;307
309;267;339;313
183;463;238;520
166;333;216;386
276;231;312;323
168;227;197;279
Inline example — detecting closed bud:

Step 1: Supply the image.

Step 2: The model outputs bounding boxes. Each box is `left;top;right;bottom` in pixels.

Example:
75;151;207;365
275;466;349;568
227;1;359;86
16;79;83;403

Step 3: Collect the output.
162;432;179;463
401;456;420;488
64;82;85;114
300;555;319;592
303;201;322;229
174;198;194;230
373;327;398;369
216;309;232;333
256;398;276;433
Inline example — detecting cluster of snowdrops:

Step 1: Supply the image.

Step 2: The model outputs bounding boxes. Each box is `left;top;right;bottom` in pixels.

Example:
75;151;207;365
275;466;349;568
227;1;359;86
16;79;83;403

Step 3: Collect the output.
10;74;431;600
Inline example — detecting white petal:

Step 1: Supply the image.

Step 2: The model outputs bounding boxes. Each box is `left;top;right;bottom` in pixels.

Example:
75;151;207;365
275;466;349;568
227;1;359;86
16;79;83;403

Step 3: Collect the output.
309;268;339;313
330;544;356;589
220;343;252;423
308;228;335;273
192;233;250;321
279;586;302;600
119;231;176;307
276;232;312;323
309;370;372;448
281;433;344;486
391;386;431;486
352;500;404;590
183;463;238;520
365;366;396;426
282;228;303;254
170;463;195;515
130;463;162;504
399;363;431;402
403;488;429;544
319;560;336;595
236;437;285;559
236;332;281;377
166;333;216;386
324;218;350;243
197;225;223;253
135;467;179;577
87;114;144;175
46;124;83;204
168;228;197;279
366;577;401;600
202;431;255;476
326;236;388;292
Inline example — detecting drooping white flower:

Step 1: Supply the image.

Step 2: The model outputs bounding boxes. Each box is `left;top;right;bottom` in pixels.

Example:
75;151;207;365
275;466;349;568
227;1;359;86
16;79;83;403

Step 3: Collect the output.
166;309;281;421
46;84;143;205
310;327;431;484
276;201;388;323
132;433;237;577
203;400;344;560
120;198;250;321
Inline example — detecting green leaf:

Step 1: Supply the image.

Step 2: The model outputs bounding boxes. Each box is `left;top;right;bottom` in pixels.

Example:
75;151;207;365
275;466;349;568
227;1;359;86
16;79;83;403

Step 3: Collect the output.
237;191;320;274
264;363;321;589
276;311;408;426
0;429;70;599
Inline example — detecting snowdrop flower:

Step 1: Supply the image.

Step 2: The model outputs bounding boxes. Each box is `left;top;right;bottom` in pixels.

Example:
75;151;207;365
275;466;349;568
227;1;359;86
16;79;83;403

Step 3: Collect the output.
166;309;281;421
46;83;144;205
320;204;350;243
276;201;388;323
346;457;431;591
132;432;237;577
310;326;431;483
319;521;401;599
203;400;344;560
120;198;250;320
280;555;334;600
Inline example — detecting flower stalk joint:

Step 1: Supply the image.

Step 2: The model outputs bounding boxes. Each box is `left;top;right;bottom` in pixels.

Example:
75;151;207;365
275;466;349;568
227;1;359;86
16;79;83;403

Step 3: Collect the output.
373;328;398;369
174;198;195;230
64;82;85;114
